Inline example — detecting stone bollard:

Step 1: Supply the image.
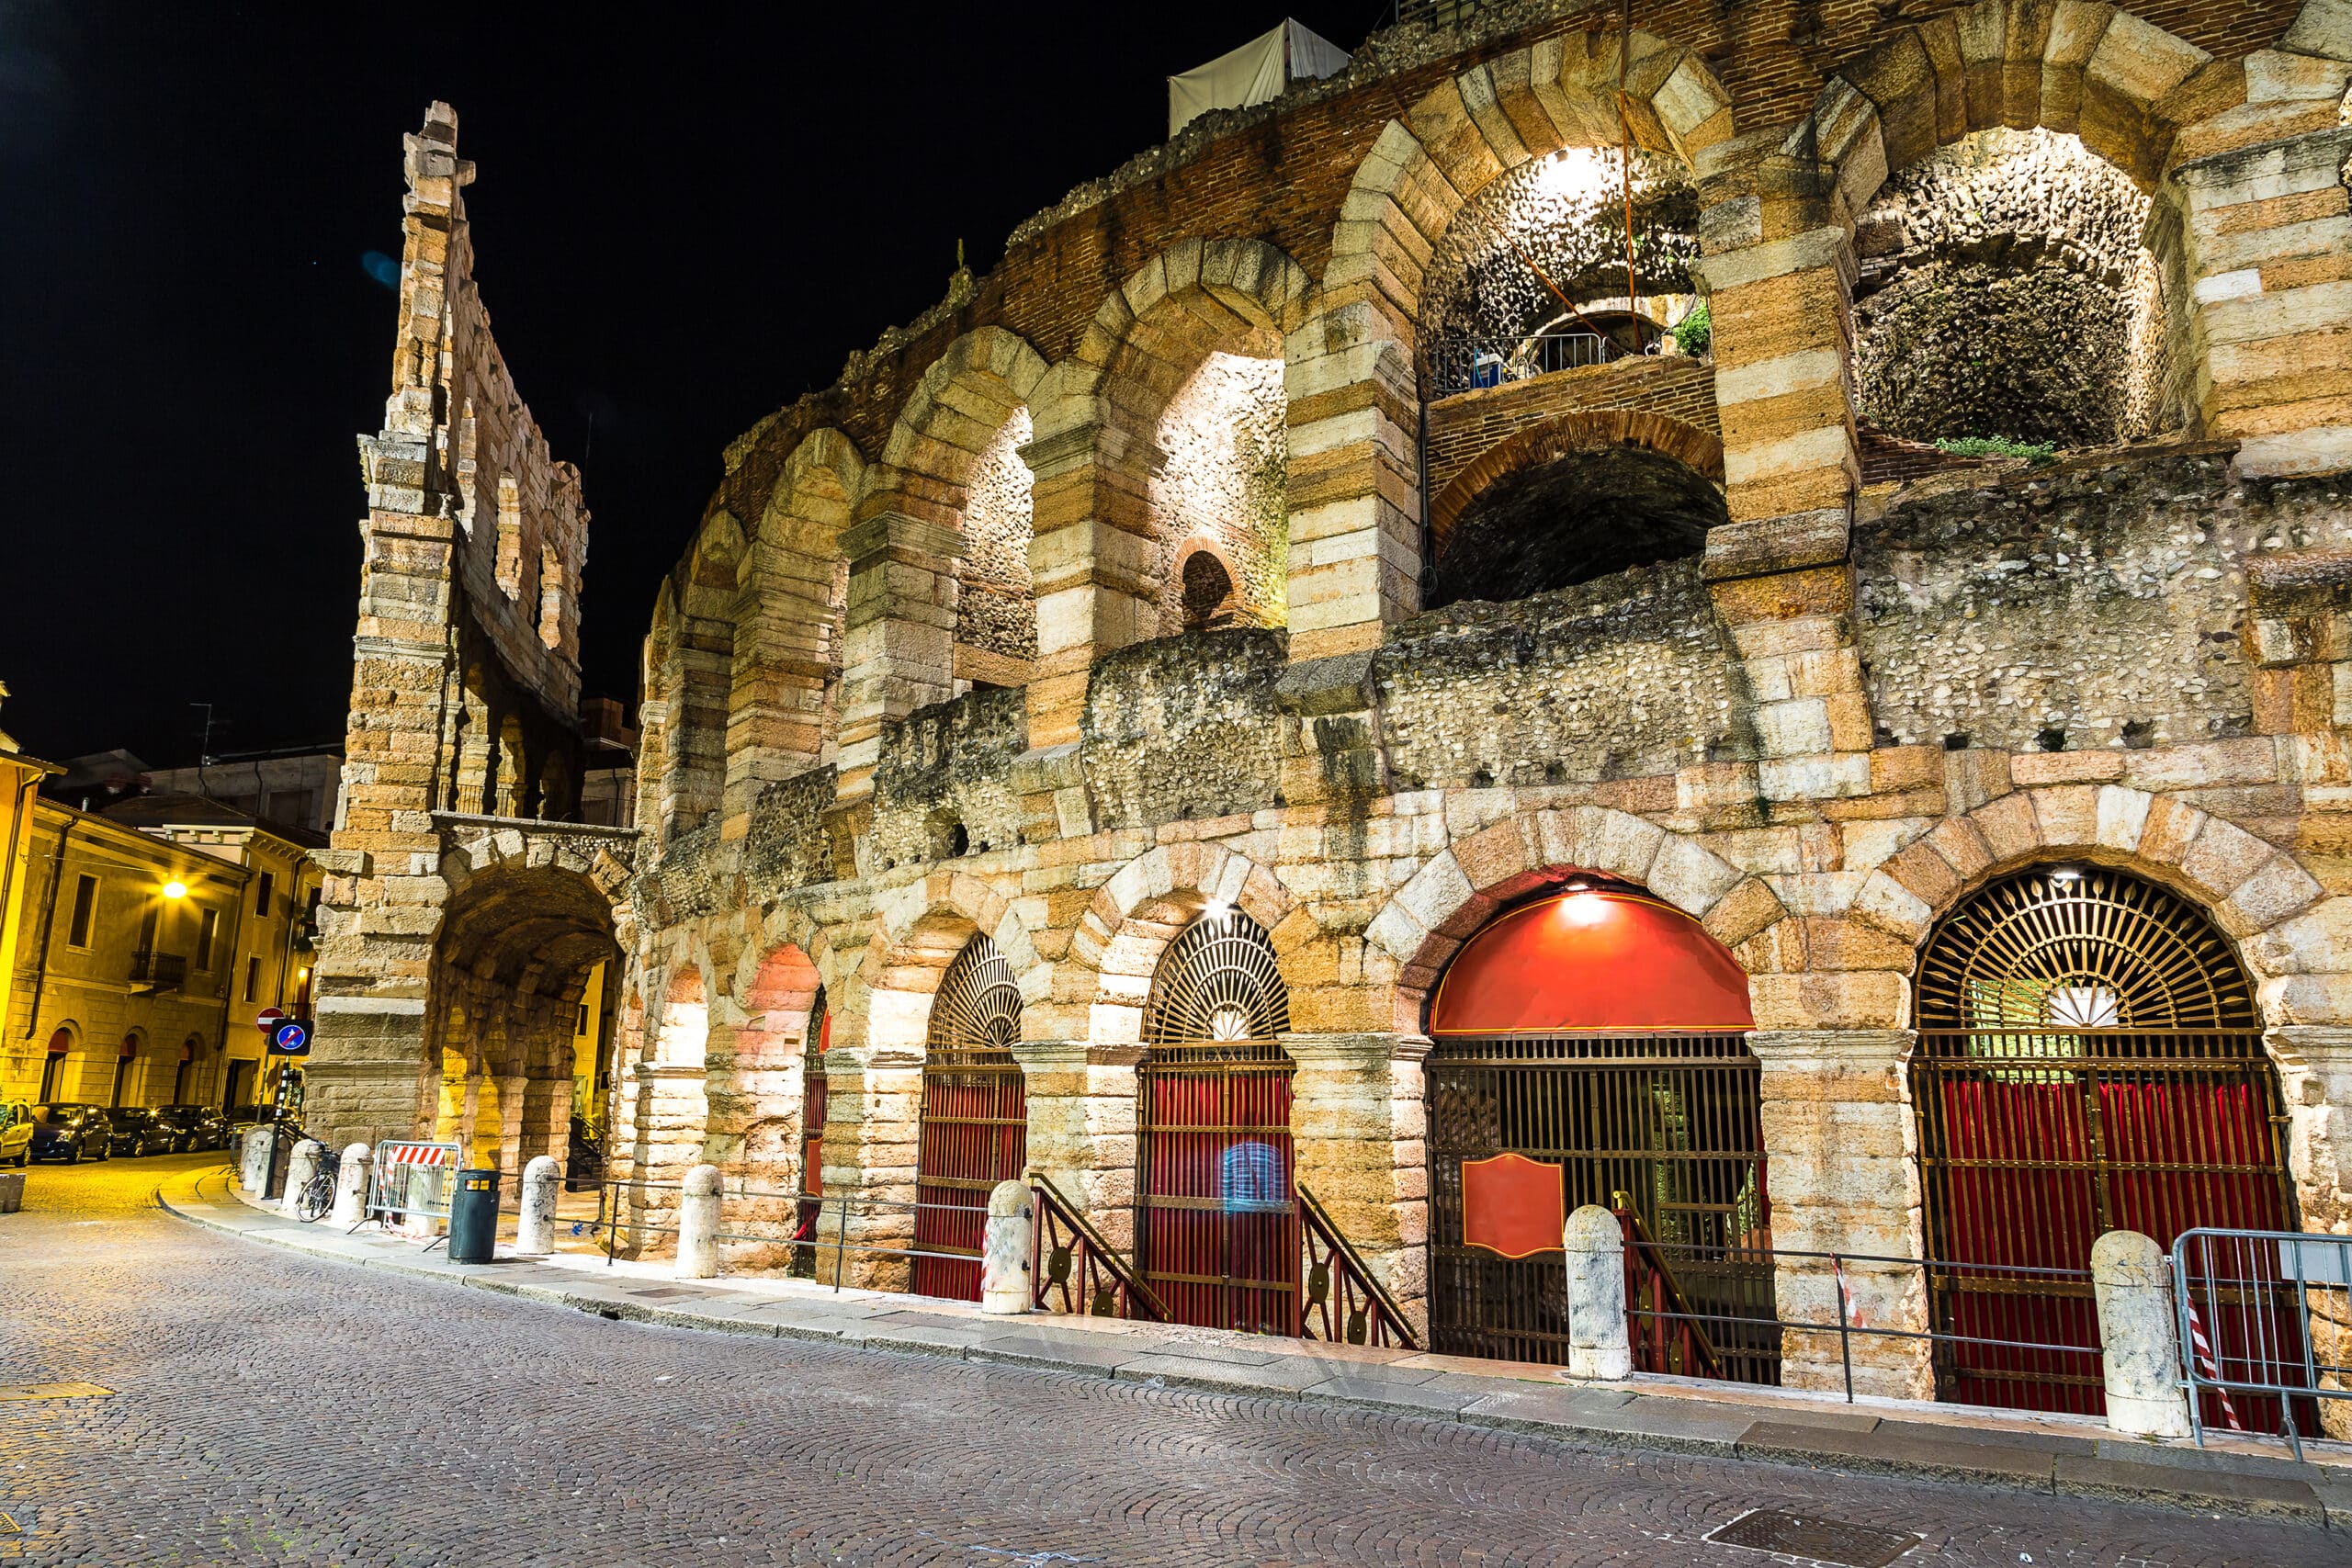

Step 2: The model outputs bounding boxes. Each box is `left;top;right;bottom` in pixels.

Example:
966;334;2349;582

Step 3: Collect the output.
329;1142;372;1227
979;1179;1033;1315
2092;1229;2191;1438
279;1140;325;1219
516;1155;560;1256
676;1162;721;1280
238;1126;273;1195
1562;1204;1633;1382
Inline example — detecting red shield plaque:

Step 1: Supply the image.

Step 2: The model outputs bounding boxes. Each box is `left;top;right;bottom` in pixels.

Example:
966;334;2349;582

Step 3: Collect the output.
1460;1152;1566;1259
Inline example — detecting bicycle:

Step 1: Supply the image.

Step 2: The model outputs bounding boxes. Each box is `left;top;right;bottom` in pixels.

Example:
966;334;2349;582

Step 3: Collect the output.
297;1142;341;1223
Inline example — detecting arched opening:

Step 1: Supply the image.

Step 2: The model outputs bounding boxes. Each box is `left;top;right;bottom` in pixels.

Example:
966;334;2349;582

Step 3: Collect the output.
112;1032;141;1108
174;1035;201;1104
1135;908;1295;1333
1148;347;1287;634
40;1026;72;1103
1425;881;1771;1381
910;935;1026;1300
1854;129;2177;457
1419;146;1702;396
789;987;831;1279
1911;863;2296;1427
1428;438;1727;608
958;407;1037;681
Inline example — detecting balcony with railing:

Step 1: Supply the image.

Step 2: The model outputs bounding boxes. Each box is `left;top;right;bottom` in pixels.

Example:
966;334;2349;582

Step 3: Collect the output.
130;949;187;994
1424;328;1655;400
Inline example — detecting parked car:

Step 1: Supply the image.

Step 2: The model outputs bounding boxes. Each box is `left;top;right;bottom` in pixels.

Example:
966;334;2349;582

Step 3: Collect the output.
30;1105;111;1164
105;1108;178;1158
153;1105;230;1153
0;1101;32;1167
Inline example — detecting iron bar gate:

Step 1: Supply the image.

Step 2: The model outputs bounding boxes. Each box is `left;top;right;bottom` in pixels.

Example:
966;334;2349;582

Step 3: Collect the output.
1911;863;2299;1424
1426;1032;1776;1380
1136;910;1298;1334
910;936;1026;1301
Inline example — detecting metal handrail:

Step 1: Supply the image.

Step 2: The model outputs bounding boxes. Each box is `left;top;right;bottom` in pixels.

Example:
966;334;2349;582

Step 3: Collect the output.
590;1176;1001;1292
1611;1197;1723;1379
1028;1171;1169;1322
1297;1183;1419;1349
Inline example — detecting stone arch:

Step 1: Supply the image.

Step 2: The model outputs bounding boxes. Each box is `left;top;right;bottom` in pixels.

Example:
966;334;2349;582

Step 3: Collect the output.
1363;805;1784;1037
864;871;1042;1055
652;510;742;838
1055;840;1303;1044
726;428;867;818
635;584;676;835
1298;29;1733;652
1021;238;1313;744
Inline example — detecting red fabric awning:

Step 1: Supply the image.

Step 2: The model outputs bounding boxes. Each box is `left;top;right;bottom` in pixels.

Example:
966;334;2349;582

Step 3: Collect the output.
1430;889;1754;1034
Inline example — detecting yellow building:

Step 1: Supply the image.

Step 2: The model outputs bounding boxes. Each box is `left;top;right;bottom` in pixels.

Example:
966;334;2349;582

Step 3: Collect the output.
2;792;322;1116
0;682;63;1077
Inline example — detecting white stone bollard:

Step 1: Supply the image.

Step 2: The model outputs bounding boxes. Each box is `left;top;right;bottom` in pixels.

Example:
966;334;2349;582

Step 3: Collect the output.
979;1179;1034;1315
516;1155;560;1256
2092;1229;2191;1438
1562;1204;1633;1382
279;1140;325;1219
676;1162;721;1280
238;1126;273;1195
330;1142;372;1227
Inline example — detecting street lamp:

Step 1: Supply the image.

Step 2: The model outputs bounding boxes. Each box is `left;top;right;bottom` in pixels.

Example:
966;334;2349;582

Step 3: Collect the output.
162;879;187;900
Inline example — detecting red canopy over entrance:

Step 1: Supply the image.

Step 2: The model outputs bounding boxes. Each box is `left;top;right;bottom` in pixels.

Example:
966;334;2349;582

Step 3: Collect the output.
1428;889;1753;1035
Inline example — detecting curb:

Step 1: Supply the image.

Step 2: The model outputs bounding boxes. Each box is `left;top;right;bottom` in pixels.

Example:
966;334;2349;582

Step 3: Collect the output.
158;1168;2350;1529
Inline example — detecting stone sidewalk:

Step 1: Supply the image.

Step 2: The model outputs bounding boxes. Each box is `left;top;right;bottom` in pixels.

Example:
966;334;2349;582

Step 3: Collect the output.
160;1165;2352;1530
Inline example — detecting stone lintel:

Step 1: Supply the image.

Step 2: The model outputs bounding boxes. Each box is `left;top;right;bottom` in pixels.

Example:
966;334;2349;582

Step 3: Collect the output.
1745;1027;1916;1067
1272;651;1379;716
1280;1030;1430;1066
1702;507;1853;583
1009;1038;1146;1070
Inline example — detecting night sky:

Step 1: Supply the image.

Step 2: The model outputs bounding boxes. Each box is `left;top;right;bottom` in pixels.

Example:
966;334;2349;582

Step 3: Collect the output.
0;1;1376;767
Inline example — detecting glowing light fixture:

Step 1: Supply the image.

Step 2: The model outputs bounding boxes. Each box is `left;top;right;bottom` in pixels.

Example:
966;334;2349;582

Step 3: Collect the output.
162;880;188;900
1201;900;1231;925
2049;865;2085;884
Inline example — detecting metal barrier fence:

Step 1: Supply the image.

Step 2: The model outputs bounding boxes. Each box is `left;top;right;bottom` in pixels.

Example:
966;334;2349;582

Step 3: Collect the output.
1619;1235;2104;1408
2172;1227;2352;1457
587;1177;994;1290
367;1141;460;1234
1424;330;1651;396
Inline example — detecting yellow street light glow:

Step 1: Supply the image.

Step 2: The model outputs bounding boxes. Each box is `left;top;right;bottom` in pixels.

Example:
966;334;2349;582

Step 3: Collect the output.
162;880;188;900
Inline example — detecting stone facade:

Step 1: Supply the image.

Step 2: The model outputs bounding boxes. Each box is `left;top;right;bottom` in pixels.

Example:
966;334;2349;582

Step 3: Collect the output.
307;105;633;1173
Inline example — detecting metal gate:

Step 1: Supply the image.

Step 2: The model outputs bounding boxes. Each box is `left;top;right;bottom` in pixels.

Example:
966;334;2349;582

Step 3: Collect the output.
1427;1032;1776;1378
1912;864;2298;1420
790;991;830;1278
1136;911;1298;1334
910;936;1026;1301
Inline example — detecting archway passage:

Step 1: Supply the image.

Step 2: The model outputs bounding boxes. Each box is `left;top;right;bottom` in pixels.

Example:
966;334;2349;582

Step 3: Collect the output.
1425;886;1772;1382
789;990;831;1280
1136;910;1296;1334
910;936;1027;1301
1912;864;2297;1427
1430;439;1726;609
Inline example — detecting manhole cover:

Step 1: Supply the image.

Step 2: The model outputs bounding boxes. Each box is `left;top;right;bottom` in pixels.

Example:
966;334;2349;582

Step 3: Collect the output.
1705;1509;1917;1568
628;1286;695;1300
0;1383;111;1402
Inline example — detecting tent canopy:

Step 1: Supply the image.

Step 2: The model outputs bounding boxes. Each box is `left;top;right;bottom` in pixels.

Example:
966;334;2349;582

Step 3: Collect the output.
1168;19;1351;138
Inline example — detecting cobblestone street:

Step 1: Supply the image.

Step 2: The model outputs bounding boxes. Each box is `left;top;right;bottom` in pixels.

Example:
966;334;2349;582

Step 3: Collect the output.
0;1156;2333;1567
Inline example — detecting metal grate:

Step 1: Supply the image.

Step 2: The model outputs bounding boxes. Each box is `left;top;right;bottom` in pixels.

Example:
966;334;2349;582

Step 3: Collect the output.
1705;1509;1917;1568
788;991;831;1279
1911;865;2295;1422
911;936;1027;1302
1138;910;1298;1334
1426;1032;1776;1380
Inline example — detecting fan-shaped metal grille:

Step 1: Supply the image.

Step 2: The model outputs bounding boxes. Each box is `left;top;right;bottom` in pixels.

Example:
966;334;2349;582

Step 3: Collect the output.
1144;911;1291;1046
1917;865;2255;1030
926;935;1021;1059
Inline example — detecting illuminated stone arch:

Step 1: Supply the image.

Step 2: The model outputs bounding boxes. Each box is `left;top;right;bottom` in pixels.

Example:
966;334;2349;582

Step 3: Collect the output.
1020;238;1313;746
1297;28;1734;653
725;428;866;819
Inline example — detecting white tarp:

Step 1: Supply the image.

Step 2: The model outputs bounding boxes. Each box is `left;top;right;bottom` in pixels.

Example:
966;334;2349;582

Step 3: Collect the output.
1168;19;1351;138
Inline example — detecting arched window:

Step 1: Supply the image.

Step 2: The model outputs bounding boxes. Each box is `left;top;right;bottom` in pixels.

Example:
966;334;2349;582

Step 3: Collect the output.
1425;883;1767;1380
1136;909;1295;1333
40;1026;72;1103
910;936;1025;1302
1911;864;2291;1427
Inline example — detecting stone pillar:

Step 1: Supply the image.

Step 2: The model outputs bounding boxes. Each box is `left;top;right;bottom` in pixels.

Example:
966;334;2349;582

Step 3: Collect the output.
1279;322;1421;660
1283;1031;1429;1330
1563;1204;1632;1382
834;512;963;800
516;1154;560;1256
723;538;836;835
813;1043;924;1290
677;1162;720;1280
1747;1028;1933;1399
331;1141;373;1227
980;1178;1034;1315
1016;420;1155;752
2170;126;2352;477
2091;1229;2191;1438
1009;1039;1143;1254
2265;1027;2352;1239
239;1126;273;1194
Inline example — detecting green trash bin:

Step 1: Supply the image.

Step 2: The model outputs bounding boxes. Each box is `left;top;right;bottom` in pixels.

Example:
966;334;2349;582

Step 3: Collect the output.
447;1168;501;1263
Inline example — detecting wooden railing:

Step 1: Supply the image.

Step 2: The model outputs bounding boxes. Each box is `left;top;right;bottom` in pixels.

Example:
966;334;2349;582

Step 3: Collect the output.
1612;1195;1724;1379
1298;1183;1420;1349
1028;1172;1169;1323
